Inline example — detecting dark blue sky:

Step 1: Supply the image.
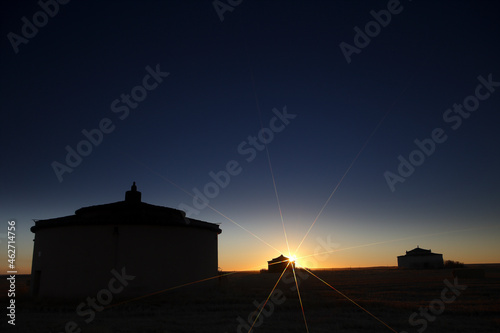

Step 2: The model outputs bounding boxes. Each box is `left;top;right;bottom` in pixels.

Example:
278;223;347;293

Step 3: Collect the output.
1;0;499;271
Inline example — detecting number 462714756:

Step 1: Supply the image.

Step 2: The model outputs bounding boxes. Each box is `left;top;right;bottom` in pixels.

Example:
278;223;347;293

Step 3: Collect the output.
7;220;16;269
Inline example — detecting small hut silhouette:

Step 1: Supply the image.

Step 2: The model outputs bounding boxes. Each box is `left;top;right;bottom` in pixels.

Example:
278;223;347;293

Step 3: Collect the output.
268;254;295;273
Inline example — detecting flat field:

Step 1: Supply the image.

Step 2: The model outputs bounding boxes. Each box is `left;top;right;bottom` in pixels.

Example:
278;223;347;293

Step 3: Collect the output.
1;264;499;333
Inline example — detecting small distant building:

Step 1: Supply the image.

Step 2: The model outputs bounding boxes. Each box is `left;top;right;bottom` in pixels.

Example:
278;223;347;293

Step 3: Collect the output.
30;183;222;298
268;254;294;273
397;246;444;269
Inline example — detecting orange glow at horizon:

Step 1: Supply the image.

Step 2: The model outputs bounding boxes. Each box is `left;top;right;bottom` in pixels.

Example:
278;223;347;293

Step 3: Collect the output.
3;224;500;274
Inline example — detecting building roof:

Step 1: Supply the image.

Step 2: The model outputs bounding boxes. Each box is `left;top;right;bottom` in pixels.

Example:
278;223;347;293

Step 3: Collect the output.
31;183;222;234
268;254;290;264
398;246;442;257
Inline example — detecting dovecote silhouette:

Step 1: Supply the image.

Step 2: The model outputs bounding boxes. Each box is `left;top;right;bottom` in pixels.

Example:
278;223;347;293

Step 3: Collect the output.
30;183;221;298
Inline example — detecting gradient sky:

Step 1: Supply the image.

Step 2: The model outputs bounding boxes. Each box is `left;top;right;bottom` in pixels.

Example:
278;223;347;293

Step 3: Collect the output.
1;0;499;274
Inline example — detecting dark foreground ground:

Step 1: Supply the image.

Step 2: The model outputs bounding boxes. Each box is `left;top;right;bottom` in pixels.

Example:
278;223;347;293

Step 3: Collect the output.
1;264;499;333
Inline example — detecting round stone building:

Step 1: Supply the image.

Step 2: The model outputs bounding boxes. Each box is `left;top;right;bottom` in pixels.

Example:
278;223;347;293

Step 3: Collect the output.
30;183;222;298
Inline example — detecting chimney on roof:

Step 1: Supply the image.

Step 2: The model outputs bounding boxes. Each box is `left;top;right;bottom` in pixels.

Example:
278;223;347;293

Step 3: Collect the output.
125;181;141;203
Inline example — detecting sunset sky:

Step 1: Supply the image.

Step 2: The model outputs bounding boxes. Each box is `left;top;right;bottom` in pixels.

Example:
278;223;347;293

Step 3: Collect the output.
1;0;499;274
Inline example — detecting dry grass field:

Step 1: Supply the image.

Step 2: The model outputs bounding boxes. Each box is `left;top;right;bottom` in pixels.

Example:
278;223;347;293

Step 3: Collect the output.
1;264;499;333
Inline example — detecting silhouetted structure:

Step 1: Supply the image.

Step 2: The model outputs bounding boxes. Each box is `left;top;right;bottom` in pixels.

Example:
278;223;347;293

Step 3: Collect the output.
268;254;294;273
397;246;444;269
30;183;222;298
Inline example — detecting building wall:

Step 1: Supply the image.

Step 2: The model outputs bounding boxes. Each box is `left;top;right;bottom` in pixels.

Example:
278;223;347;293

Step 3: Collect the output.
397;254;444;269
268;262;288;273
31;225;116;298
31;224;218;298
